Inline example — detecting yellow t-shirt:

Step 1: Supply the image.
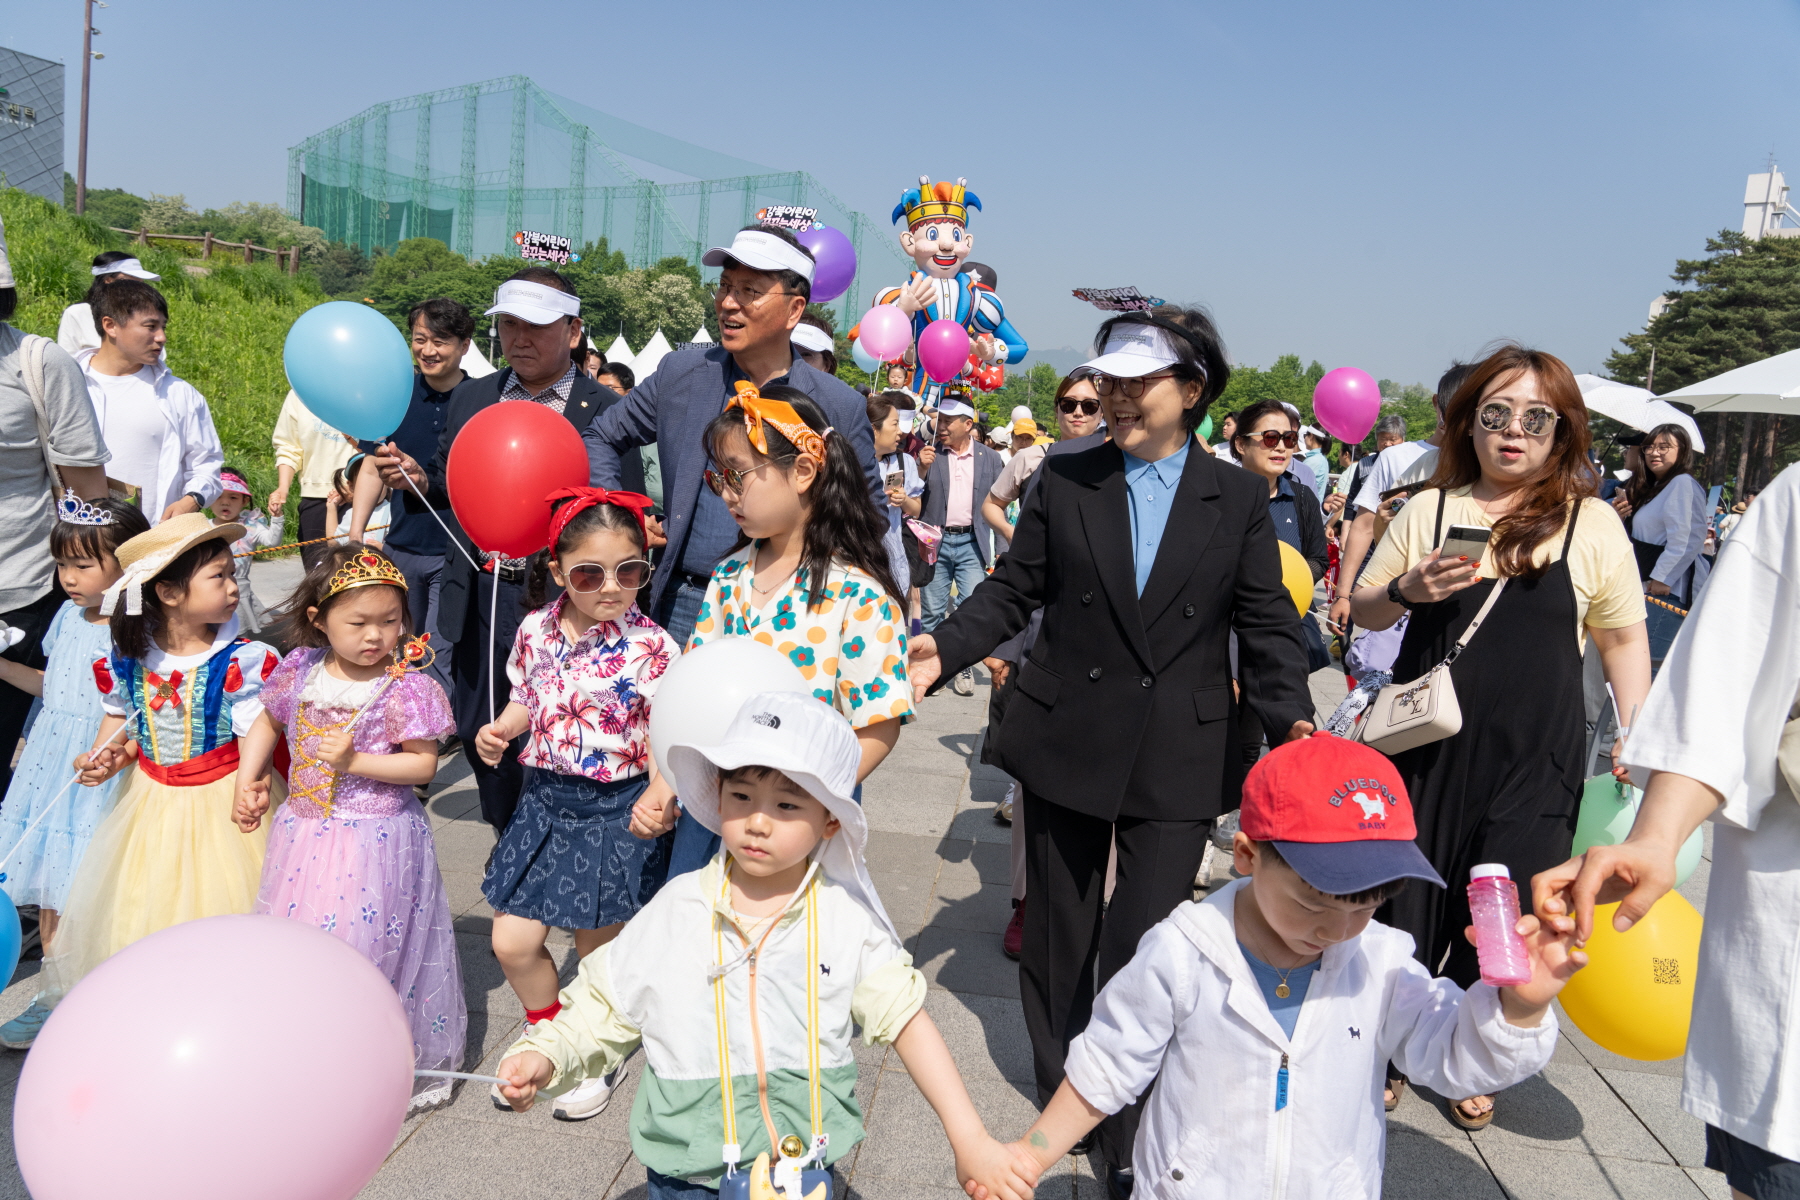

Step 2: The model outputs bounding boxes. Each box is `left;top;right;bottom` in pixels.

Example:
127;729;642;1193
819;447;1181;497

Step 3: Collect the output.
1360;487;1646;649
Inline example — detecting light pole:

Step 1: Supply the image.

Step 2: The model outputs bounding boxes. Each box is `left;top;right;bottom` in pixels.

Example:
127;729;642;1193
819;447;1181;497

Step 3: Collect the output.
75;0;107;215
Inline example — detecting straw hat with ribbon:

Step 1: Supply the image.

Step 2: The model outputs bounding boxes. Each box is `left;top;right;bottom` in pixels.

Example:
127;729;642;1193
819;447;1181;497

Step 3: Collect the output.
101;512;243;617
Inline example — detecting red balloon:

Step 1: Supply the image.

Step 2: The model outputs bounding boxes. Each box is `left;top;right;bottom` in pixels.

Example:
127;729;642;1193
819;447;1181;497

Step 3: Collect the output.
446;403;591;557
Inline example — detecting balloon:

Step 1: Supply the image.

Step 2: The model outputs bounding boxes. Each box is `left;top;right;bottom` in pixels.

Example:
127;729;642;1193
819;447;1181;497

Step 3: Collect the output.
17;915;412;1200
795;226;856;304
858;305;912;361
1277;541;1313;617
446;402;591;558
282;301;415;441
1312;367;1382;445
0;889;20;992
1557;894;1702;1060
851;338;882;374
648;638;812;779
1198;414;1213;443
1572;774;1703;887
917;319;972;383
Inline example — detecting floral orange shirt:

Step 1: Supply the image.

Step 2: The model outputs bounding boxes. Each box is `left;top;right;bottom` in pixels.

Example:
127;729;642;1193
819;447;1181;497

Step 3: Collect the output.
687;551;913;728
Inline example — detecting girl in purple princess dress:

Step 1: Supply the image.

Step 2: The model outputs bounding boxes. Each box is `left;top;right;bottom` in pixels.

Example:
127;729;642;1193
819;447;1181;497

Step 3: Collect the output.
233;543;463;1113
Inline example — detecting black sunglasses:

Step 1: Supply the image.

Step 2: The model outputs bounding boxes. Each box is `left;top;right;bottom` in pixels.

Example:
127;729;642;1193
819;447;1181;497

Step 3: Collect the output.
1239;429;1299;450
1057;398;1101;416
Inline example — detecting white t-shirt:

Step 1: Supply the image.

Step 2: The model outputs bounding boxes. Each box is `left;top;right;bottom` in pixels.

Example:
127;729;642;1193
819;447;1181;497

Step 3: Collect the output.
1352;439;1438;513
88;366;165;503
56;303;102;356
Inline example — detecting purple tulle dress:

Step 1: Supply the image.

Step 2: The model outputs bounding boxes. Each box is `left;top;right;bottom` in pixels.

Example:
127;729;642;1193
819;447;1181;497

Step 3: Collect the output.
255;648;464;1103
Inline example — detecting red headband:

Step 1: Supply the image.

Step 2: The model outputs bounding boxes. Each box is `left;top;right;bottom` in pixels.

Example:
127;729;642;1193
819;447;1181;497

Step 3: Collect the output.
544;487;656;551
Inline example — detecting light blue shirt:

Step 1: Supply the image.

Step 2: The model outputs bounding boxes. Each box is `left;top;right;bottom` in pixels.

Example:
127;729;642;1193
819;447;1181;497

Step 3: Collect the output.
1121;441;1190;595
1239;942;1319;1040
1300;450;1331;502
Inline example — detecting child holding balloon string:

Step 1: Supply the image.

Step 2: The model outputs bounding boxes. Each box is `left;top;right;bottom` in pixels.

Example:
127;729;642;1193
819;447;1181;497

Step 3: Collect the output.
473;487;680;1122
44;514;281;998
0;493;149;1049
231;542;464;1112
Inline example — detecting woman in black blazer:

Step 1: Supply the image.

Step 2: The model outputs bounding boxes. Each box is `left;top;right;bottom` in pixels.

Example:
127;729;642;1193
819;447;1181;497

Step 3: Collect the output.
907;307;1315;1184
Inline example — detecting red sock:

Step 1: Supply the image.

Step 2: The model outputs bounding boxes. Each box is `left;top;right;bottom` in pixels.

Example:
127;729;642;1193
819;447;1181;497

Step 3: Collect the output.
525;1001;562;1025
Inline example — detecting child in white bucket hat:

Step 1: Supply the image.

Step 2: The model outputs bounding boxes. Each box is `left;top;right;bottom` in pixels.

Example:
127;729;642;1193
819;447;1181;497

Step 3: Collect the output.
498;691;1032;1200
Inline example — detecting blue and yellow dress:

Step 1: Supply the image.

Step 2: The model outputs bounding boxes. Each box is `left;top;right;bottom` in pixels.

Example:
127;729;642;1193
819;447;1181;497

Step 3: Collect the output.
47;623;279;993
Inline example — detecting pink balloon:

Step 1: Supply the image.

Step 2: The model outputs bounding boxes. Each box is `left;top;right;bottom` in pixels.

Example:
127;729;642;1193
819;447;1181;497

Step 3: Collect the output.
918;319;972;383
17;915;413;1200
857;304;912;361
1312;367;1382;444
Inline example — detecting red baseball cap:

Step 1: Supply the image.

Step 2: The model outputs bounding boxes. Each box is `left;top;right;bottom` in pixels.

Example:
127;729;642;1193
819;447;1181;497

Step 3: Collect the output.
1239;732;1445;895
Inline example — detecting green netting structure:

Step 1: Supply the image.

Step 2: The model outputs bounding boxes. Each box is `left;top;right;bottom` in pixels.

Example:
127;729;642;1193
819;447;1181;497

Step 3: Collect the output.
287;75;904;314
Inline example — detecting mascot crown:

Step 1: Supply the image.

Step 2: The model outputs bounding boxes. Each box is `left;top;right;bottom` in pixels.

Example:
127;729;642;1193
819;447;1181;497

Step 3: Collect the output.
892;175;983;229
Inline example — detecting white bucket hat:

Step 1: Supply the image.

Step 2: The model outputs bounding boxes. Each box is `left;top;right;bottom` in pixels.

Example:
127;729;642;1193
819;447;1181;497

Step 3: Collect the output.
668;691;896;941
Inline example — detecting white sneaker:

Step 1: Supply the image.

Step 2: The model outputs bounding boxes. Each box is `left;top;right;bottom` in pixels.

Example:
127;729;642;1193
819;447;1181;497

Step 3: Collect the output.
994;782;1015;825
553;1067;622;1121
951;668;976;696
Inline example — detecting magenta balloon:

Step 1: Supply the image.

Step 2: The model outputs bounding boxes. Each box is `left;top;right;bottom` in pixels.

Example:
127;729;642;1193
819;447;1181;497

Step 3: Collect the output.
795;225;856;304
16;915;413;1200
918;319;972;383
858;304;913;361
1312;367;1382;444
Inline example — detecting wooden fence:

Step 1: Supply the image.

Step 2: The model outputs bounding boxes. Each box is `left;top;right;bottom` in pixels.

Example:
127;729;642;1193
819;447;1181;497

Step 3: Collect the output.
107;227;302;275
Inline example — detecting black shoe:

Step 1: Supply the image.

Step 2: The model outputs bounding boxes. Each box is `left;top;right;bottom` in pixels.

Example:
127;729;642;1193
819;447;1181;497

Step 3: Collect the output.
1107;1166;1134;1200
438;734;461;757
1070;1131;1096;1156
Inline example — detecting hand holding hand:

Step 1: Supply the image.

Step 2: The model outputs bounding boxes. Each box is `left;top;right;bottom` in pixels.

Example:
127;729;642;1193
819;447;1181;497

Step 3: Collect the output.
317;728;356;774
1397;549;1481;605
267;488;289;517
233;778;271;832
629;777;679;839
75;743;130;786
496;1051;554;1112
908;635;943;704
955;1132;1039;1200
1532;840;1678;944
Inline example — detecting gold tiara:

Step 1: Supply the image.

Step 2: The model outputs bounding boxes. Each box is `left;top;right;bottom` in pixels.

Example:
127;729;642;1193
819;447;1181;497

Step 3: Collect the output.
326;551;408;599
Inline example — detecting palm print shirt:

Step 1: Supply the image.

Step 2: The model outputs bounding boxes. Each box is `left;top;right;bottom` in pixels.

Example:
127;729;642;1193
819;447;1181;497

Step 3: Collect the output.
506;595;678;781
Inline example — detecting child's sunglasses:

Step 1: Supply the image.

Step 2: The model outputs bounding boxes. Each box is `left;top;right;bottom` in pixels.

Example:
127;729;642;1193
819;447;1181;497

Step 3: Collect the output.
562;560;652;592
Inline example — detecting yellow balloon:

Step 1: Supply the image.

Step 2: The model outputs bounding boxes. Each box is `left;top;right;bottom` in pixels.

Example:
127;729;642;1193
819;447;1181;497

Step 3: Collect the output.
1557;893;1702;1061
1277;541;1312;617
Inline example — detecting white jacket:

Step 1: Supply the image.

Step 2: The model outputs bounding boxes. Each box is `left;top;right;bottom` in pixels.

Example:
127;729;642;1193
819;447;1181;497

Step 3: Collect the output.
1064;879;1558;1200
75;347;223;521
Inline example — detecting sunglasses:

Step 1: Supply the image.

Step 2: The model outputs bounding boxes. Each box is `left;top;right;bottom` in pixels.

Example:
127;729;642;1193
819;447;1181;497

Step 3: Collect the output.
1057;397;1101;416
1239;429;1299;450
1092;371;1175;400
1477;402;1559;438
562;559;652;593
704;460;780;496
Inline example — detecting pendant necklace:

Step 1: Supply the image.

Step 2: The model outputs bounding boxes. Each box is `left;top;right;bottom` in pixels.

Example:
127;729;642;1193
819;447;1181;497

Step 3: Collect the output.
1274;964;1299;1000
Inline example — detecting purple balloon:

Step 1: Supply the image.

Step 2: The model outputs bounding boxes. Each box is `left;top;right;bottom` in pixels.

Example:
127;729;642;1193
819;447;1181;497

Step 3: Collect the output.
796;225;857;304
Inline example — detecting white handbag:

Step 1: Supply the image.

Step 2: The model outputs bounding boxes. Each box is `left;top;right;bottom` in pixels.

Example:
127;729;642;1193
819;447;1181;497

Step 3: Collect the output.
1355;577;1507;756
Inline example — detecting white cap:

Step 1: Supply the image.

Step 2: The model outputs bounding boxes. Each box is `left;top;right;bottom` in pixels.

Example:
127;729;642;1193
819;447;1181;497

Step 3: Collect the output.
668;691;897;941
1079;322;1183;379
937;397;976;419
701;228;815;283
790;323;835;354
1300;424;1326;441
0;215;11;289
484;279;582;325
93;256;160;281
895;410;916;433
1010;404;1033;421
1469;863;1512;880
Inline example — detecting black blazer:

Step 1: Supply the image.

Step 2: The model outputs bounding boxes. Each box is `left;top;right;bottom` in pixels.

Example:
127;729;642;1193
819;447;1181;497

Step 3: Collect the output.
417;368;634;642
931;441;1314;823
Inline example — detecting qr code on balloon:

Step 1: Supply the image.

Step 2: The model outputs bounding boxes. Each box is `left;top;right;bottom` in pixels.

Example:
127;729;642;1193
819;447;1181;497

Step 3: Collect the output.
1652;957;1681;985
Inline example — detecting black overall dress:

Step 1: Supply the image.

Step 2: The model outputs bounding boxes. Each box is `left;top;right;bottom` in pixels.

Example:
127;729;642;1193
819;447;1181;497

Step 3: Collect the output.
1378;493;1587;987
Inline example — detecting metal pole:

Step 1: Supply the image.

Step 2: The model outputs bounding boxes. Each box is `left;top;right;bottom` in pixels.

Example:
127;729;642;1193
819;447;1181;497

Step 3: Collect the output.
1646;344;1657;393
76;0;93;214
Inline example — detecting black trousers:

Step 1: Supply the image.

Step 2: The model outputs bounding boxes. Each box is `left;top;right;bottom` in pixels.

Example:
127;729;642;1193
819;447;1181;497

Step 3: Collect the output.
298;497;330;570
450;570;529;834
1020;792;1212;1168
0;583;68;800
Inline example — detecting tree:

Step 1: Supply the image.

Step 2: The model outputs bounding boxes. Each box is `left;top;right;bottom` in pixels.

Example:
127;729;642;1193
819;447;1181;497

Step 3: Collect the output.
309;241;375;299
61;172;145;230
139;193;194;230
1211;354;1325;430
982;362;1063;427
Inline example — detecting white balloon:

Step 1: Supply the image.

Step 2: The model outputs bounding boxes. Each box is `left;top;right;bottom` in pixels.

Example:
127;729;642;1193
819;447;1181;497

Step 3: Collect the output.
649;638;813;779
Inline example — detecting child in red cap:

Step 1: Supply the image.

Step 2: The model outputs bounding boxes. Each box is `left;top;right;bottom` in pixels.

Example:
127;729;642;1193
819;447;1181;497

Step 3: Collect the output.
990;733;1586;1199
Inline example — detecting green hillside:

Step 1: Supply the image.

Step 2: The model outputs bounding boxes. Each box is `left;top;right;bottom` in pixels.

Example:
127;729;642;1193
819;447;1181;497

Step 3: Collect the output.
1;188;327;540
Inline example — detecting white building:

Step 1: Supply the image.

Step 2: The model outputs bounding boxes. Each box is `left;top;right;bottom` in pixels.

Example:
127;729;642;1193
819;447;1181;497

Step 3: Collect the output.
1744;168;1800;239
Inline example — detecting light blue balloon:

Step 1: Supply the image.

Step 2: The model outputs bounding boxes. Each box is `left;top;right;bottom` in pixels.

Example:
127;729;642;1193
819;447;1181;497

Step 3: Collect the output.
851;338;881;374
0;889;21;991
283;301;415;441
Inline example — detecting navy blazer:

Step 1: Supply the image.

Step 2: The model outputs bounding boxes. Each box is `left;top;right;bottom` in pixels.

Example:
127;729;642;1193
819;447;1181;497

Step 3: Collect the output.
918;439;1007;567
584;345;882;614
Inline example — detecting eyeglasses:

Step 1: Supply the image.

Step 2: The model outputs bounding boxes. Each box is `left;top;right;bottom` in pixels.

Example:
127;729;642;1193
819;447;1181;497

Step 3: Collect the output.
1239;429;1300;450
1477;402;1560;438
1091;371;1175;400
1057;398;1101;416
713;281;794;307
704;460;780;496
562;560;653;593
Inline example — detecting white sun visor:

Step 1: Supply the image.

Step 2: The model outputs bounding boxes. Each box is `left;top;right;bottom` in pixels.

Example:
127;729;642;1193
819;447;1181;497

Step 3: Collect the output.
1080;323;1183;379
701;228;816;282
790;323;835;353
94;257;160;281
484;279;582;325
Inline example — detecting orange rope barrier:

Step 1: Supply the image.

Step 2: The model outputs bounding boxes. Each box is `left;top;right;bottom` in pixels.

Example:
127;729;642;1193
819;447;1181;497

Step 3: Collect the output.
1647;595;1689;617
234;524;388;559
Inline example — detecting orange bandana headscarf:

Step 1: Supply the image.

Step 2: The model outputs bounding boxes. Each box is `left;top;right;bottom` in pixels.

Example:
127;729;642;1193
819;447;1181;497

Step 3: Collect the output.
728;380;829;463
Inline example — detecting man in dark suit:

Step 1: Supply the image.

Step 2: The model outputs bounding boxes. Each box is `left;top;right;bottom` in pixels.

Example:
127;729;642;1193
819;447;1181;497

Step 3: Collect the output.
909;310;1315;1196
918;390;1006;695
372;266;633;833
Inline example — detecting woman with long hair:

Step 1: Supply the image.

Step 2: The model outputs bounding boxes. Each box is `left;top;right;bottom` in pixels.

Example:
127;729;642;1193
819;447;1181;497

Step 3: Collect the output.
1613;423;1710;661
1350;343;1651;1127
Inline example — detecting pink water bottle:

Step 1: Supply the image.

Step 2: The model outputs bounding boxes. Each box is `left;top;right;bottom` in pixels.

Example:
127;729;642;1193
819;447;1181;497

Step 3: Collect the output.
1467;864;1532;987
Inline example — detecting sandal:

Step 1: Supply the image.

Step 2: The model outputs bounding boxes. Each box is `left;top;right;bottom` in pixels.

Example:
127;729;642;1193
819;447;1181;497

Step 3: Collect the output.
1384;1078;1406;1112
1449;1094;1494;1131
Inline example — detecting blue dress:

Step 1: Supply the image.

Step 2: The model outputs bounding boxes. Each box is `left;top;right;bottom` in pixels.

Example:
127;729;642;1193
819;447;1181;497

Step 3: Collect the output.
0;603;123;910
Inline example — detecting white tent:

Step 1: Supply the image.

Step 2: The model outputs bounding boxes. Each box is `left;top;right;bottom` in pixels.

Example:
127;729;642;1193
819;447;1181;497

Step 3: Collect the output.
691;325;713;344
1658;347;1800;416
461;341;497;379
1573;374;1705;452
635;328;674;378
604;334;635;374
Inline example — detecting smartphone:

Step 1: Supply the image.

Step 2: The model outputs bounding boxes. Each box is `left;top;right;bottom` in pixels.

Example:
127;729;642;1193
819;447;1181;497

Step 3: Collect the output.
884;469;905;492
1440;524;1491;563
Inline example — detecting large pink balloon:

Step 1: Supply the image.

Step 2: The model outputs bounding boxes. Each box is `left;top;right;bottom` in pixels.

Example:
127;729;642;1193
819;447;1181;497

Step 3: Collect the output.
1312;367;1382;444
918;319;972;383
17;915;413;1200
858;304;912;361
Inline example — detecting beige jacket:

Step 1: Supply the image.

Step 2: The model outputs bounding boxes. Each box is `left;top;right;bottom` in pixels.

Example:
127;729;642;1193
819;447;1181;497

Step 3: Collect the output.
270;390;357;499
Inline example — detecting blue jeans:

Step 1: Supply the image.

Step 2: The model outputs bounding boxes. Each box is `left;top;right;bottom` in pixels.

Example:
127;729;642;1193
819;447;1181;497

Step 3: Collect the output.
921;530;986;632
385;545;452;694
647;1168;843;1200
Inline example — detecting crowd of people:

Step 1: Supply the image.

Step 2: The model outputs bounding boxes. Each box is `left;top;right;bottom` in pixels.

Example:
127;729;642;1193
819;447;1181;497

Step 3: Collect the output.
0;206;1791;1200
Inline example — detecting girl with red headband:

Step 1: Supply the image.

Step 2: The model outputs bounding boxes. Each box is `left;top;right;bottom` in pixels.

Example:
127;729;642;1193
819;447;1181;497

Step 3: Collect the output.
472;486;680;1123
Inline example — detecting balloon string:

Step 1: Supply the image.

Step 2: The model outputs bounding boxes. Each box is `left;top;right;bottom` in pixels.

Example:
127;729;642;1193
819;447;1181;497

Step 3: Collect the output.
489;558;502;729
0;710;140;880
415;1068;508;1086
397;465;484;573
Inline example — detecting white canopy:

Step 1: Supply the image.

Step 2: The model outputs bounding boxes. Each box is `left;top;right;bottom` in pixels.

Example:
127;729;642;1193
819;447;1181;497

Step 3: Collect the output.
691;325;713;344
460;341;497;379
1658;347;1800;416
635;328;674;378
1573;374;1706;452
604;334;635;374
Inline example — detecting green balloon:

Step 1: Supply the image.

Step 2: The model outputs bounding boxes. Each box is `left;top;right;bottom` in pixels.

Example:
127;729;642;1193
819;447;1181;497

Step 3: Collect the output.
1198;413;1214;442
1572;774;1701;886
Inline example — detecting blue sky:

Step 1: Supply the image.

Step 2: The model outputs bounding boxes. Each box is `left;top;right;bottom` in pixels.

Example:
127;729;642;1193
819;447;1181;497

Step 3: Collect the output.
6;0;1800;384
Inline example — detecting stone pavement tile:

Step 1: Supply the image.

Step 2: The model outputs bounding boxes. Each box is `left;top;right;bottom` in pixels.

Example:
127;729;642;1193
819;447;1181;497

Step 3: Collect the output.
456;930;525;1020
363;1113;633;1199
895;990;1034;1088
1684;1165;1732;1199
604;1155;649;1200
1474;1140;1708;1199
868;739;970;783
1600;1069;1706;1167
924;881;1013;936
866;831;952;880
427;784;482;826
870;873;935;944
1554;1003;1685;1078
934;841;1011;888
1387;1077;1471;1142
863;786;969;841
1383;1128;1503;1199
853;1071;1071;1197
944;806;1012;847
1416;1050;1673;1163
913;925;1020;999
